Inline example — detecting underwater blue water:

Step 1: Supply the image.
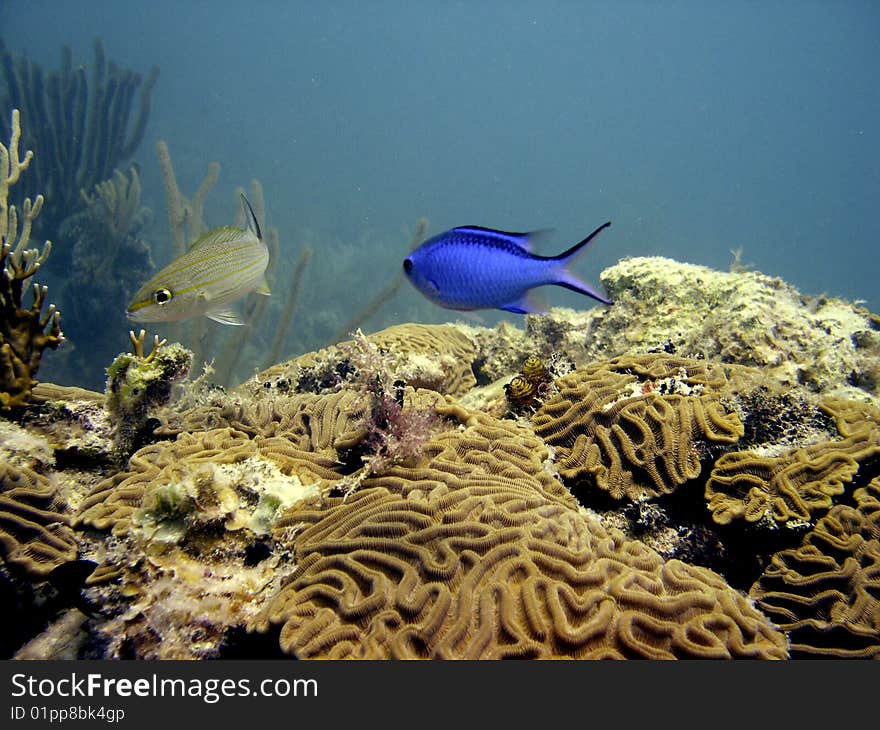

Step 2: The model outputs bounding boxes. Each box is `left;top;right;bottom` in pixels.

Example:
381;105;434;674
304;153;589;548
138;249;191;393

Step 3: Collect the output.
3;0;879;346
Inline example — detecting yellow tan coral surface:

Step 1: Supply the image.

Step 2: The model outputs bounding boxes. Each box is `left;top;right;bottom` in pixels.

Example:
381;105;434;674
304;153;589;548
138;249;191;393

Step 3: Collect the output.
0;462;76;575
252;411;787;659
10;277;878;660
257;323;478;399
704;399;880;526
531;354;744;500
75;427;338;537
750;477;880;658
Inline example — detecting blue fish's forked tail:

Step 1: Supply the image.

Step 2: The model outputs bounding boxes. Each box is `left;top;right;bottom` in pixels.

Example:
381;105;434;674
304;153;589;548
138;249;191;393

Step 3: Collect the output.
549;221;613;305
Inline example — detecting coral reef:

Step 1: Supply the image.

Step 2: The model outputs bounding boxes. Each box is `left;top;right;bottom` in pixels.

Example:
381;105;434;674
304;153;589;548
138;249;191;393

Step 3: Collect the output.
75;427;336;538
265;323;479;400
1;109;63;408
19;383;113;469
486;257;880;406
2;250;880;660
704;396;880;528
704;435;876;528
0;461;76;576
72;425;342;658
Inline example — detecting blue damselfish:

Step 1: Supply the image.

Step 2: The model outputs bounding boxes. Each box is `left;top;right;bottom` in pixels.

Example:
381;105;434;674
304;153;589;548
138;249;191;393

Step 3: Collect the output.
402;221;613;313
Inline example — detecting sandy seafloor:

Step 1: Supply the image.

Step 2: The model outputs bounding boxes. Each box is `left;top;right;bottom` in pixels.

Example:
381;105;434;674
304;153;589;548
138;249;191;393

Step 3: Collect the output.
2;255;879;660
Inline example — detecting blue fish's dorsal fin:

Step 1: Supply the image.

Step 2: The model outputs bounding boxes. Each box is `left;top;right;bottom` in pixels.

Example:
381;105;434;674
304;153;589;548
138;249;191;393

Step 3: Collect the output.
240;193;263;241
451;226;555;254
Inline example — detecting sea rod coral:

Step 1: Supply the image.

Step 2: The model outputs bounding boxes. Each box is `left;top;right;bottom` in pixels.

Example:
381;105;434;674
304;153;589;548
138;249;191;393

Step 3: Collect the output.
0;109;63;408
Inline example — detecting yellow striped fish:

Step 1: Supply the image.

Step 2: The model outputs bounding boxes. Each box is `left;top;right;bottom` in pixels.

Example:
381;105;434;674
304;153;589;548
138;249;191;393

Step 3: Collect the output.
127;195;270;326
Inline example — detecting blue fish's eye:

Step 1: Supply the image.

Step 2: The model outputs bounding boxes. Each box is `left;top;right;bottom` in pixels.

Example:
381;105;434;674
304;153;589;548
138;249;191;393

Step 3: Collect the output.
153;288;173;306
403;258;413;273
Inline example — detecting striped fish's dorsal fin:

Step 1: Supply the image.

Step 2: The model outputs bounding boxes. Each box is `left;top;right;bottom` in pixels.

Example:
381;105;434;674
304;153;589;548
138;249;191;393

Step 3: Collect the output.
187;225;243;251
452;226;554;253
185;194;263;252
240;193;262;241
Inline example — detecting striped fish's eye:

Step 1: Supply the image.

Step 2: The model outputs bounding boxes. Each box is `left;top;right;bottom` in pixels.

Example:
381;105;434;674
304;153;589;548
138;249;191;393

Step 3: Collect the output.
153;288;173;306
403;258;413;273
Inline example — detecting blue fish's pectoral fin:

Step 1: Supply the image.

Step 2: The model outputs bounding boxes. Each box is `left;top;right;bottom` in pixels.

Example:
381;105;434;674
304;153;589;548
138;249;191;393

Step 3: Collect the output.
255;276;271;296
457;311;486;324
499;291;544;315
206;308;246;326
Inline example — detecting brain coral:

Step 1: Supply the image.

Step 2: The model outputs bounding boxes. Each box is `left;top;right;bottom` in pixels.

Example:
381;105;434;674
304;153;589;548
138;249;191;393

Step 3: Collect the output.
0;462;77;575
252;408;787;659
705;439;868;527
74;427;340;538
69;421;358;660
256;323;478;399
704;399;880;526
749;477;880;658
157;389;370;452
531;354;744;500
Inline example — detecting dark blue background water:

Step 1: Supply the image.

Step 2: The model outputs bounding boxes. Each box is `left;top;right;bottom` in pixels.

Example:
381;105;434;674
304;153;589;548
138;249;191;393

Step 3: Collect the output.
3;1;879;368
